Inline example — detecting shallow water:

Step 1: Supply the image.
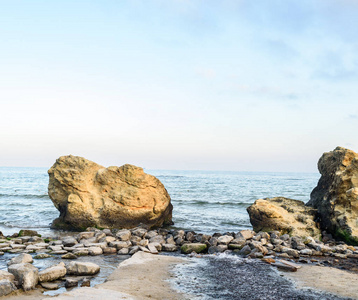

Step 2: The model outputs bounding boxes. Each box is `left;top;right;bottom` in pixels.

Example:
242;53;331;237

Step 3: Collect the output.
0;167;319;235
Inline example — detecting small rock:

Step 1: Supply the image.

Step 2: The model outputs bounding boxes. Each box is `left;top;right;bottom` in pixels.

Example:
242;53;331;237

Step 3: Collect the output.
217;235;234;245
88;247;103;256
7;253;33;266
62;253;78;259
162;244;177;252
116;230;131;241
66;262;100;275
117;248;129;255
208;245;228;254
65;278;78;288
40;282;60;290
81;278;91;287
38;262;66;282
34;253;52;259
103;247;117;254
181;243;207;254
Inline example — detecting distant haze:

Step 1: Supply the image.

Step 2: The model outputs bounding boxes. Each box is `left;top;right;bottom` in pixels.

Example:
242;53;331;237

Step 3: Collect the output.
1;1;357;172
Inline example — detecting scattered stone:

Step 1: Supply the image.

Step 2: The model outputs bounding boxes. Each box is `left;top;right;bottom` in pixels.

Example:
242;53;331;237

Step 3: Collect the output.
38;262;66;282
81;278;91;287
66;262;100;275
181;243;207;254
162;244;177;252
117;248;129;255
62;253;78;259
40;282;60;290
7;253;33;266
65;278;78;288
34;253;52;259
88;247;103;256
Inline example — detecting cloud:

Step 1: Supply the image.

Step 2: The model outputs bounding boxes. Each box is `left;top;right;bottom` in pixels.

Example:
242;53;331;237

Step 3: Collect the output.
232;84;301;101
196;68;216;79
349;114;358;120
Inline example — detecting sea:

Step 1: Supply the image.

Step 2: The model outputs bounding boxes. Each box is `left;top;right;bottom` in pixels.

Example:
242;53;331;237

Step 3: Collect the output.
2;167;348;299
0;167;320;236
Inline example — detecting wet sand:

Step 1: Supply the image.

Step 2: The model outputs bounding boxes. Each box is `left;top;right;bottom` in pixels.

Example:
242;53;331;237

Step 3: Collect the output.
4;252;187;300
284;264;358;300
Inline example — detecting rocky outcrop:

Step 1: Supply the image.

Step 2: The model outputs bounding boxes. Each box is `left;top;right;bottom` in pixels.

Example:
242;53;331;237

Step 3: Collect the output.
307;147;358;244
48;155;173;230
247;197;320;238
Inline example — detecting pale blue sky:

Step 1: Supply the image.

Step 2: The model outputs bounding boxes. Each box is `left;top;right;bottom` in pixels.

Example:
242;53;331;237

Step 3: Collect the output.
1;0;357;172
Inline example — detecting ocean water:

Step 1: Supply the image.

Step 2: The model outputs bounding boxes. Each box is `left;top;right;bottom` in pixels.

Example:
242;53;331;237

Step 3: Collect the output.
0;167;320;236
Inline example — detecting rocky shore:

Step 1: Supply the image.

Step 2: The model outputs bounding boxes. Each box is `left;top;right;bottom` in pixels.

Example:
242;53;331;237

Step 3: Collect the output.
1;225;358;298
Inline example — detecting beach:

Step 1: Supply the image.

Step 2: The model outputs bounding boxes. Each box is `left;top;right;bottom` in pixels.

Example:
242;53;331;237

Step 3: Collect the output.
3;251;357;300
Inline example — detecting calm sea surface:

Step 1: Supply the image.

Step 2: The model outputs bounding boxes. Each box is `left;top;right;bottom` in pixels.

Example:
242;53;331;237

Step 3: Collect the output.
0;167;320;236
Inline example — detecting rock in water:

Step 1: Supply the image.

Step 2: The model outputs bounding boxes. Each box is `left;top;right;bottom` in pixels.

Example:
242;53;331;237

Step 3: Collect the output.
307;147;358;244
247;197;320;238
48;155;173;230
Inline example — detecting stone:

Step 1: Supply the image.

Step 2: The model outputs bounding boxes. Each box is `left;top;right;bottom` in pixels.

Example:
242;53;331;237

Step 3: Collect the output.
38;262;66;282
117;248;129;255
81;278;91;287
180;243;207;254
145;230;158;239
238;245;251;256
208;245;228;254
40;282;60;290
88;247;103;256
66;261;100;275
65;278;78;288
103;247;117;254
0;270;15;282
147;243;159;254
7;253;33;266
18;230;40;237
62;253;78;259
131;228;147;238
116;230;131;241
8;263;39;291
128;246;140;255
51;250;68;255
161;244;177;252
34;253;52;259
49;245;63;251
307;147;358;245
73;249;89;256
149;235;165;244
0;279;17;297
217;235;234;245
48;156;173;230
62;237;78;247
300;249;313;256
236;230;255;240
247;197;320;238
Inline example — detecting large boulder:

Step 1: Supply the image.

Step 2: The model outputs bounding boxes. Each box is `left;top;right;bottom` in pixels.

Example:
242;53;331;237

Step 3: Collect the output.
307;147;358;244
48;155;173;230
247;197;320;238
8;263;38;291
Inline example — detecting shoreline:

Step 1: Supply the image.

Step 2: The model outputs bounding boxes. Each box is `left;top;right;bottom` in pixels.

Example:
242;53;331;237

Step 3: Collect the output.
2;249;358;299
3;252;188;300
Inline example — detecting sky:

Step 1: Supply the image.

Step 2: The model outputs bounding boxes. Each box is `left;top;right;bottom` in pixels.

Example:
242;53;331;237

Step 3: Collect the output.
1;0;357;172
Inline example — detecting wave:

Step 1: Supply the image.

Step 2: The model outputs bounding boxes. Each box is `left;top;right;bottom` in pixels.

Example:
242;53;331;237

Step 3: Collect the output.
174;199;253;207
0;193;49;199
